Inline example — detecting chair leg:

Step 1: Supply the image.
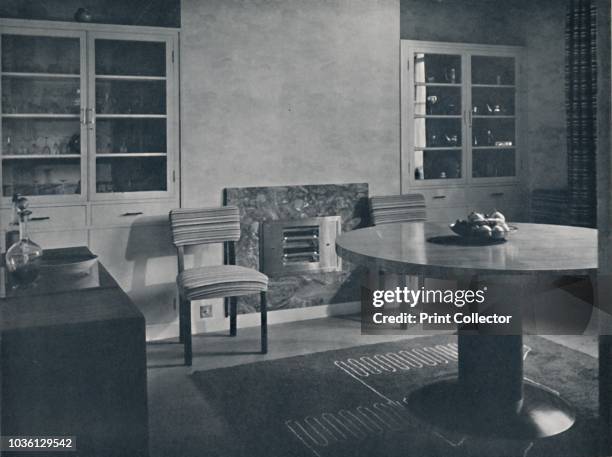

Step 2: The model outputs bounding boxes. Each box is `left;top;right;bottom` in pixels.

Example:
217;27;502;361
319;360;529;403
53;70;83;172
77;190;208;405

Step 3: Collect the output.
261;291;268;354
178;294;185;344
229;297;237;336
184;298;193;366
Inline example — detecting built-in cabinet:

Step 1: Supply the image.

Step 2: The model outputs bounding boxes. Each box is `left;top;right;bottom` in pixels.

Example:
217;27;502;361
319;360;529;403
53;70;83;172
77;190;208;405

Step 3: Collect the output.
0;19;180;329
401;40;525;221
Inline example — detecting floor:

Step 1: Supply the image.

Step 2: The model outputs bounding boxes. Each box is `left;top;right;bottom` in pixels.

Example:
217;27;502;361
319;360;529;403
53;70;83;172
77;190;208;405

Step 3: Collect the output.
146;315;599;457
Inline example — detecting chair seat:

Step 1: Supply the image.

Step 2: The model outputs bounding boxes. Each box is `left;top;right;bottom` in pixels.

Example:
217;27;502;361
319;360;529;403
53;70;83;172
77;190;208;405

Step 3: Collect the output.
178;265;268;300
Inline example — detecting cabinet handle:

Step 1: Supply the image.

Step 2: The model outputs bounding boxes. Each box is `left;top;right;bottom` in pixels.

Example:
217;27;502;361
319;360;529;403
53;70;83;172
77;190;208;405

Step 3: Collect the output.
86;108;96;129
491;192;504;197
433;195;447;200
80;108;86;126
120;212;144;217
30;216;50;222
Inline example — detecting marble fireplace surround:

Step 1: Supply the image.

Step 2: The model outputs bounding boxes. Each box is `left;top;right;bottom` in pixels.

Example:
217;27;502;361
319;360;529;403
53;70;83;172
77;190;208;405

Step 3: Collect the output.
224;183;369;313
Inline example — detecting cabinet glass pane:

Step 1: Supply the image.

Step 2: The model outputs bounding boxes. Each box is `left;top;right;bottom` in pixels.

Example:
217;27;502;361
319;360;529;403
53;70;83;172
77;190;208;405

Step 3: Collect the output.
96;157;166;193
415;86;461;116
414;53;461;85
2;118;81;156
414;118;462;148
2;76;80;114
472;87;515;116
414;149;462;180
1;35;80;75
472;149;516;178
471;56;515;85
3;158;81;197
472;118;515;147
96;80;165;114
96;119;166;154
95;40;165;77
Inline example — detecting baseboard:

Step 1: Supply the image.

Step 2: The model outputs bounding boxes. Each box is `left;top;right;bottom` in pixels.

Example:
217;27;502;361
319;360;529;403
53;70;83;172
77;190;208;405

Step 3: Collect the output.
145;301;360;341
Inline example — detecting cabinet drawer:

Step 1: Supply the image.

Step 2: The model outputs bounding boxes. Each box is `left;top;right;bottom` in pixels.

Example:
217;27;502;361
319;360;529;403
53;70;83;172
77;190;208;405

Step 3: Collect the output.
419;188;466;208
1;206;87;232
467;186;521;213
91;201;175;227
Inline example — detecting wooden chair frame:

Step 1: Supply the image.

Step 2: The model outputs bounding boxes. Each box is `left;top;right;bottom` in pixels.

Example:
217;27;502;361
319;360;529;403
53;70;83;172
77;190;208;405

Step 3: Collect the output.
175;240;267;366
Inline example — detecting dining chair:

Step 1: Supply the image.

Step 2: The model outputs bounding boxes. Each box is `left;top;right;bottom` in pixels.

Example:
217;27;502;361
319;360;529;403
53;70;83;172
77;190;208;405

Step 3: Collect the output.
369;194;427;328
370;193;427;225
169;206;269;366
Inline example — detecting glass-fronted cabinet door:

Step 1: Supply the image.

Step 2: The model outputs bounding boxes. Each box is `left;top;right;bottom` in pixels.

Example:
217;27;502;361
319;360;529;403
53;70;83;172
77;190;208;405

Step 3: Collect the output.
411;51;465;183
470;55;517;180
89;33;175;199
1;29;86;201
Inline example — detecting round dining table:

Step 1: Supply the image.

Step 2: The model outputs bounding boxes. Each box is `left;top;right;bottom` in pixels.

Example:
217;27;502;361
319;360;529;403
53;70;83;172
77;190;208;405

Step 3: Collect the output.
336;221;598;439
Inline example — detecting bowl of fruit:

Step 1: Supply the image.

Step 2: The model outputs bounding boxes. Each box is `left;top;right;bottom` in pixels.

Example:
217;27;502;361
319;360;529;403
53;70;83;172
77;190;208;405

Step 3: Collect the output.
449;210;516;244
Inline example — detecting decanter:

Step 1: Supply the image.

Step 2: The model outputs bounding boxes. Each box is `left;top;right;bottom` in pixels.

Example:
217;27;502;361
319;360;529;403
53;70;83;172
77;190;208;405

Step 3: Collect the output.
5;196;43;286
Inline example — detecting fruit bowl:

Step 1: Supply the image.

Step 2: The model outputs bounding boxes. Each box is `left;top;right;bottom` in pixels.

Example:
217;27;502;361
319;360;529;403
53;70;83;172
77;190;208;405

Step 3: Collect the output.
449;210;517;243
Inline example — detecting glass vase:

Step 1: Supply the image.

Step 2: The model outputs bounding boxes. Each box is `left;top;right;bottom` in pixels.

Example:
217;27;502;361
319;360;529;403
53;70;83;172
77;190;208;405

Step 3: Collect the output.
5;214;43;286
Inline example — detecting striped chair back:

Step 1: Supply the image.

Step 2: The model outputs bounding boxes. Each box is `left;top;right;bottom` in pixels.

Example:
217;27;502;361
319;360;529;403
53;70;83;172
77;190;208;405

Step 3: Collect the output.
169;206;241;247
370;193;426;225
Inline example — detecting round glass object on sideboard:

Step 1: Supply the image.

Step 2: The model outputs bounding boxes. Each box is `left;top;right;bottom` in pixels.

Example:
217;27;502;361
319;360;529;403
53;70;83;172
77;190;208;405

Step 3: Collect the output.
5;195;43;286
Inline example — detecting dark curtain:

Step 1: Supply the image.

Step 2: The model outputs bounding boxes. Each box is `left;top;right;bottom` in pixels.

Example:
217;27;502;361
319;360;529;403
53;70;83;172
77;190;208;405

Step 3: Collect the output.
566;0;598;228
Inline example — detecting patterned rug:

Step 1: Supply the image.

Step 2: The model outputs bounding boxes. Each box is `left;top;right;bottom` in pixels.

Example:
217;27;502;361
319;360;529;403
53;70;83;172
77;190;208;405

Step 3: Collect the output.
191;335;599;457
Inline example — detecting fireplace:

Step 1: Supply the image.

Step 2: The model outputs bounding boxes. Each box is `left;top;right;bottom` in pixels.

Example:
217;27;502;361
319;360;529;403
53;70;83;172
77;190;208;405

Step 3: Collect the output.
261;216;341;277
224;183;369;312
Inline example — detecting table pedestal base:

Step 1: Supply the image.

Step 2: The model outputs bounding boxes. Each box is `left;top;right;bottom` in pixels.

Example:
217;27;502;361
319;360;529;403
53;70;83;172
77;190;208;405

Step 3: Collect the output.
406;377;575;439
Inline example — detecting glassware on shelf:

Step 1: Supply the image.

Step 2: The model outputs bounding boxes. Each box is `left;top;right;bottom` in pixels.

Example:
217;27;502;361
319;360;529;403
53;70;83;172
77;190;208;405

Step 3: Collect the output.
42;137;51;155
5;136;13;155
67;134;80;154
119;140;128;153
426;95;438;114
5;195;43;287
445;67;457;84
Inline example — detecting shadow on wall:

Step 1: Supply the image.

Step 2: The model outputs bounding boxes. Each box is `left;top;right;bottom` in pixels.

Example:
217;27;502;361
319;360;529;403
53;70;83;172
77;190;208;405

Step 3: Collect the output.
125;217;178;325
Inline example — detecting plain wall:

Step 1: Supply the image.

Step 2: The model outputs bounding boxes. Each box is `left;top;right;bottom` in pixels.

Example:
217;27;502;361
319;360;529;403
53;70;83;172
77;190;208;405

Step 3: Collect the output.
180;0;401;209
400;0;568;191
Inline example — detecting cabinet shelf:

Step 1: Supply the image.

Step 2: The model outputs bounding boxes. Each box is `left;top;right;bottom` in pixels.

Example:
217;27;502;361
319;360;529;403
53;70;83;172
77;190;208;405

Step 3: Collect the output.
472;146;515;150
472;84;515;89
415;83;461;87
473;115;515;119
2;154;80;160
416;146;463;151
1;71;80;79
95;114;167;119
96;153;167;158
1;113;79;119
95;74;166;81
415;115;462;119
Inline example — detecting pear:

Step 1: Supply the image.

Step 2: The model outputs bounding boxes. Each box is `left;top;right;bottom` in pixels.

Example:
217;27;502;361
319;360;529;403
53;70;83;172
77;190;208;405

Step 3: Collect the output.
467;211;486;223
474;224;492;238
490;210;506;222
491;225;506;240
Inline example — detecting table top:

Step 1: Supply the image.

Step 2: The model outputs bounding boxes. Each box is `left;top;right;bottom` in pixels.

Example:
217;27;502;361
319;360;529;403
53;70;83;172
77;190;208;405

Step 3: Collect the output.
336;222;598;278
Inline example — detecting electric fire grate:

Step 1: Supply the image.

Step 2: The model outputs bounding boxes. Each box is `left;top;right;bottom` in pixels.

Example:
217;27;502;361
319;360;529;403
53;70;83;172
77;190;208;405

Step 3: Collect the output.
261;216;342;276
